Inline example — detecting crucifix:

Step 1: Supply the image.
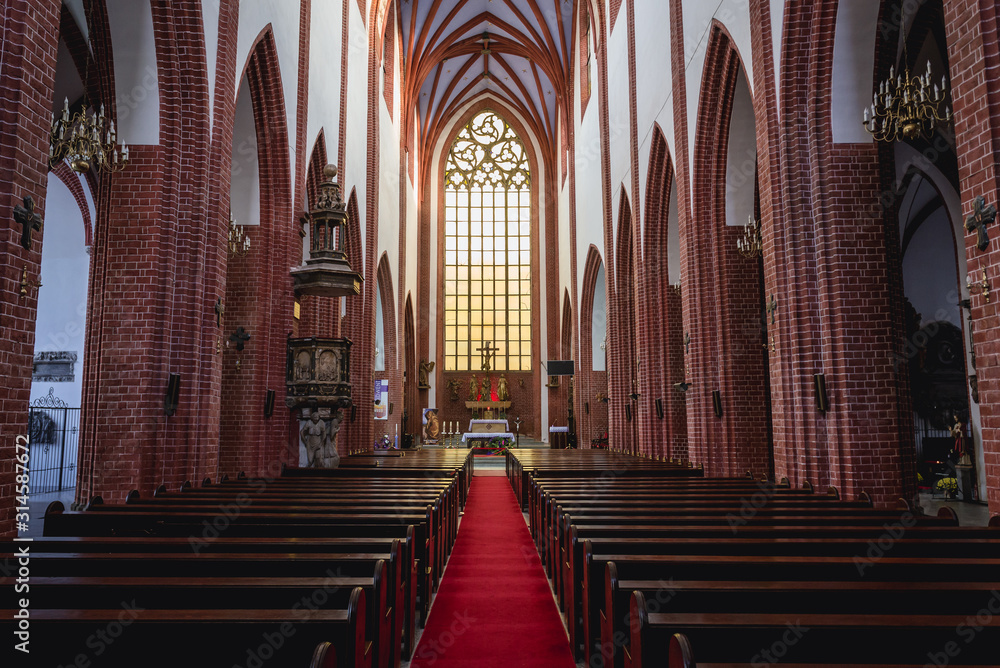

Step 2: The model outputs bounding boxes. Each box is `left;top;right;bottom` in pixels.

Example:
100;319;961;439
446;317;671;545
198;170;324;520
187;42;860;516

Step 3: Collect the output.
766;295;778;325
229;326;251;351
214;298;225;354
14;196;43;251
965;195;997;252
477;340;499;373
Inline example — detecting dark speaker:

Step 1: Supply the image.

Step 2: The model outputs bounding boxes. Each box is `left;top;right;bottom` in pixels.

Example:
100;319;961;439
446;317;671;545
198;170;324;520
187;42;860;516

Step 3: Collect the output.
547;360;575;376
655;398;664;420
264;389;275;418
351;404;357;422
164;373;181;416
712;390;723;418
625;404;632;422
814;374;829;412
584;402;589;415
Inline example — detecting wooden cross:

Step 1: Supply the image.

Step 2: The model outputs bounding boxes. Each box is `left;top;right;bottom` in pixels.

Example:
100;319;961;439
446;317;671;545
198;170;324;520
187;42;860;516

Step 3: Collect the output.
965;196;997;252
229;326;251;351
766;295;778;325
214;298;225;328
477;340;499;372
14;196;43;251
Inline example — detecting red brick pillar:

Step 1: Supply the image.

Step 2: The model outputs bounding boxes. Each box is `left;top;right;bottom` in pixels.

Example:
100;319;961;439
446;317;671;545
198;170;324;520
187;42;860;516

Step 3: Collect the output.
0;0;60;538
943;0;1000;515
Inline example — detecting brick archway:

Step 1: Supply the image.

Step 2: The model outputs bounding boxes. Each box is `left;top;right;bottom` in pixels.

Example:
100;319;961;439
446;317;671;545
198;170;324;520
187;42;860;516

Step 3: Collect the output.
579;246;607;448
689;22;771;477
643;126;686;461
219;26;294;476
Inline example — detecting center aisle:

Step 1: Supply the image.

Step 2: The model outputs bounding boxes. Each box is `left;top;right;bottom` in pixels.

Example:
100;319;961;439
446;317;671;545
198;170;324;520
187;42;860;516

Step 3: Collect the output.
409;477;576;667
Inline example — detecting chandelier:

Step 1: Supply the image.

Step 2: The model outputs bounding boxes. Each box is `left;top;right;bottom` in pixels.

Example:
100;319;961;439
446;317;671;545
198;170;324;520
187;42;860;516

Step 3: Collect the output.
737;214;762;259
863;55;951;143
228;211;250;257
49;98;129;174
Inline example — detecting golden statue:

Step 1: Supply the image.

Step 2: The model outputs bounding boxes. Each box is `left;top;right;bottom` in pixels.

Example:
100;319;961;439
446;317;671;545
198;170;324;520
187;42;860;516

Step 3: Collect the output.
497;375;510;401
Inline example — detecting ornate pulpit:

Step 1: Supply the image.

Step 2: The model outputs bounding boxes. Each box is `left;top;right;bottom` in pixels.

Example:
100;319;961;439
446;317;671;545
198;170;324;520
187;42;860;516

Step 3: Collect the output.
285;164;362;468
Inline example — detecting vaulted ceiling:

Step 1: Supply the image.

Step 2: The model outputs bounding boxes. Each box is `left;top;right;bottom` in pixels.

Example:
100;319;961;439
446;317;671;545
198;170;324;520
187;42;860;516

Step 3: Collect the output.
398;0;574;173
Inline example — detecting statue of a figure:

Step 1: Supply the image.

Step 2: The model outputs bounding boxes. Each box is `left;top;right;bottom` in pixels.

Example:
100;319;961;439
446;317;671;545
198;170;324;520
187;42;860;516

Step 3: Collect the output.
418;359;435;388
480;375;491;401
301;413;328;468
497;375;510;401
469;374;478;401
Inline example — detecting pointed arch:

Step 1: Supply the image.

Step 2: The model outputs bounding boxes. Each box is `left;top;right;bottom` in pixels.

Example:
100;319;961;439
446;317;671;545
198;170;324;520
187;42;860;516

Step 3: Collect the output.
376;252;398;372
403;293;417;436
580;245;608;447
614;190;637;453
219;24;293;477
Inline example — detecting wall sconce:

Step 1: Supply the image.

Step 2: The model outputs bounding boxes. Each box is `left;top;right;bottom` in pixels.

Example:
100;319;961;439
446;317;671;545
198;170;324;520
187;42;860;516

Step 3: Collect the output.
264;389;275;418
19;265;42;299
596;392;609;403
712;390;723;418
164;373;181;416
813;373;829;412
674;382;691;393
967;269;991;303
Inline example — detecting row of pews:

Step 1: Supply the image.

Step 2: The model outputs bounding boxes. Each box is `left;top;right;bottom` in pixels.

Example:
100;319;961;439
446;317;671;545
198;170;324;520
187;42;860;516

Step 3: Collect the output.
507;448;1000;668
2;448;472;668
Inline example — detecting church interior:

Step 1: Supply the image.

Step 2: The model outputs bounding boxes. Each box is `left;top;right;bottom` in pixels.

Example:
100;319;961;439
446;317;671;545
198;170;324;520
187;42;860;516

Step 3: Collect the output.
3;0;1000;665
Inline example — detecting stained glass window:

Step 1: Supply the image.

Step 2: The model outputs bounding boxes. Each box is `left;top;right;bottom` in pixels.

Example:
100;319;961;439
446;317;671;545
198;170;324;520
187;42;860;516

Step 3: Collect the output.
443;111;532;372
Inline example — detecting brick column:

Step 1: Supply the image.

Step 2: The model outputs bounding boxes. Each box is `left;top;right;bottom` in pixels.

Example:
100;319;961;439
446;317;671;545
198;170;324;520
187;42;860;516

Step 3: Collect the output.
943;0;1000;514
0;0;60;538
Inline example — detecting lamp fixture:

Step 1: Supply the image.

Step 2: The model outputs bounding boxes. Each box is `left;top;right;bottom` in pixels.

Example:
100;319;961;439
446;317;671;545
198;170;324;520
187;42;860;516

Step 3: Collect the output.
49;98;129;174
967;269;991;304
737;214;762;259
228;210;251;257
863;45;951;142
48;2;127;174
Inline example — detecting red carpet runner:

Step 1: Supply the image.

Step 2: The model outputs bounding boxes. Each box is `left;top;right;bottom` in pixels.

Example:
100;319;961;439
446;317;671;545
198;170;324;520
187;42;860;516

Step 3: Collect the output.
409;477;576;667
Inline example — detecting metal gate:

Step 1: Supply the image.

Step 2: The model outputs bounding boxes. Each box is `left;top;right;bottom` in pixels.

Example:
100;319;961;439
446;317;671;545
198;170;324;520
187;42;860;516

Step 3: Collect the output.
29;389;79;493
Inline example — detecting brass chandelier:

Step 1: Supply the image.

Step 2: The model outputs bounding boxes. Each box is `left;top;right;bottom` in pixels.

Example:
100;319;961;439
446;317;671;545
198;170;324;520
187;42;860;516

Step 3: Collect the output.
863;54;951;143
737;214;763;259
49;98;129;174
227;210;251;257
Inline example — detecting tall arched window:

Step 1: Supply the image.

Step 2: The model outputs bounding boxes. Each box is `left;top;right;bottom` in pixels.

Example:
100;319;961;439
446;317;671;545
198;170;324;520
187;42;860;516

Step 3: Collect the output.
443;111;532;372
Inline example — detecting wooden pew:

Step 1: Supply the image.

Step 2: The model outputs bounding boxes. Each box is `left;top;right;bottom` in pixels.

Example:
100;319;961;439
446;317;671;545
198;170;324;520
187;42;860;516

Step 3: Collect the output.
17;552;394;668
5;534;413;666
3;592;369;668
629;593;1000;667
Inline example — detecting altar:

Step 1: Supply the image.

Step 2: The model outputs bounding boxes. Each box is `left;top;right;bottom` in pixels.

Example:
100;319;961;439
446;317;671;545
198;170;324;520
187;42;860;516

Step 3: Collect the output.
461;418;514;448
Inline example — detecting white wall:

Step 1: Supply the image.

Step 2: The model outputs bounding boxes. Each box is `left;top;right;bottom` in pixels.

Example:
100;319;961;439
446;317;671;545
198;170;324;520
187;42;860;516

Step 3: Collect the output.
31;174;91;408
107;0;160;146
230;77;261;227
591;262;607;371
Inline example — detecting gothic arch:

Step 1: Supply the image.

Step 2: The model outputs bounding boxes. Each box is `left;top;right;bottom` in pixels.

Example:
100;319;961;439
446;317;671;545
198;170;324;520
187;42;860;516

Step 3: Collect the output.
219;25;293;476
580;246;607;447
691;20;770;476
614;190;637;453
642;126;686;460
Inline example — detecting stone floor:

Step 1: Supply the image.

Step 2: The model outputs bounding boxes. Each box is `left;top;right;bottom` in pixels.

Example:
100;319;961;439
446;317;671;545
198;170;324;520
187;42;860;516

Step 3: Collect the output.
916;491;991;526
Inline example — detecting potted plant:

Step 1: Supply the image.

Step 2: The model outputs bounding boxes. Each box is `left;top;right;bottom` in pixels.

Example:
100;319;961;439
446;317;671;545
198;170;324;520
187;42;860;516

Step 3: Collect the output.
936;477;958;499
